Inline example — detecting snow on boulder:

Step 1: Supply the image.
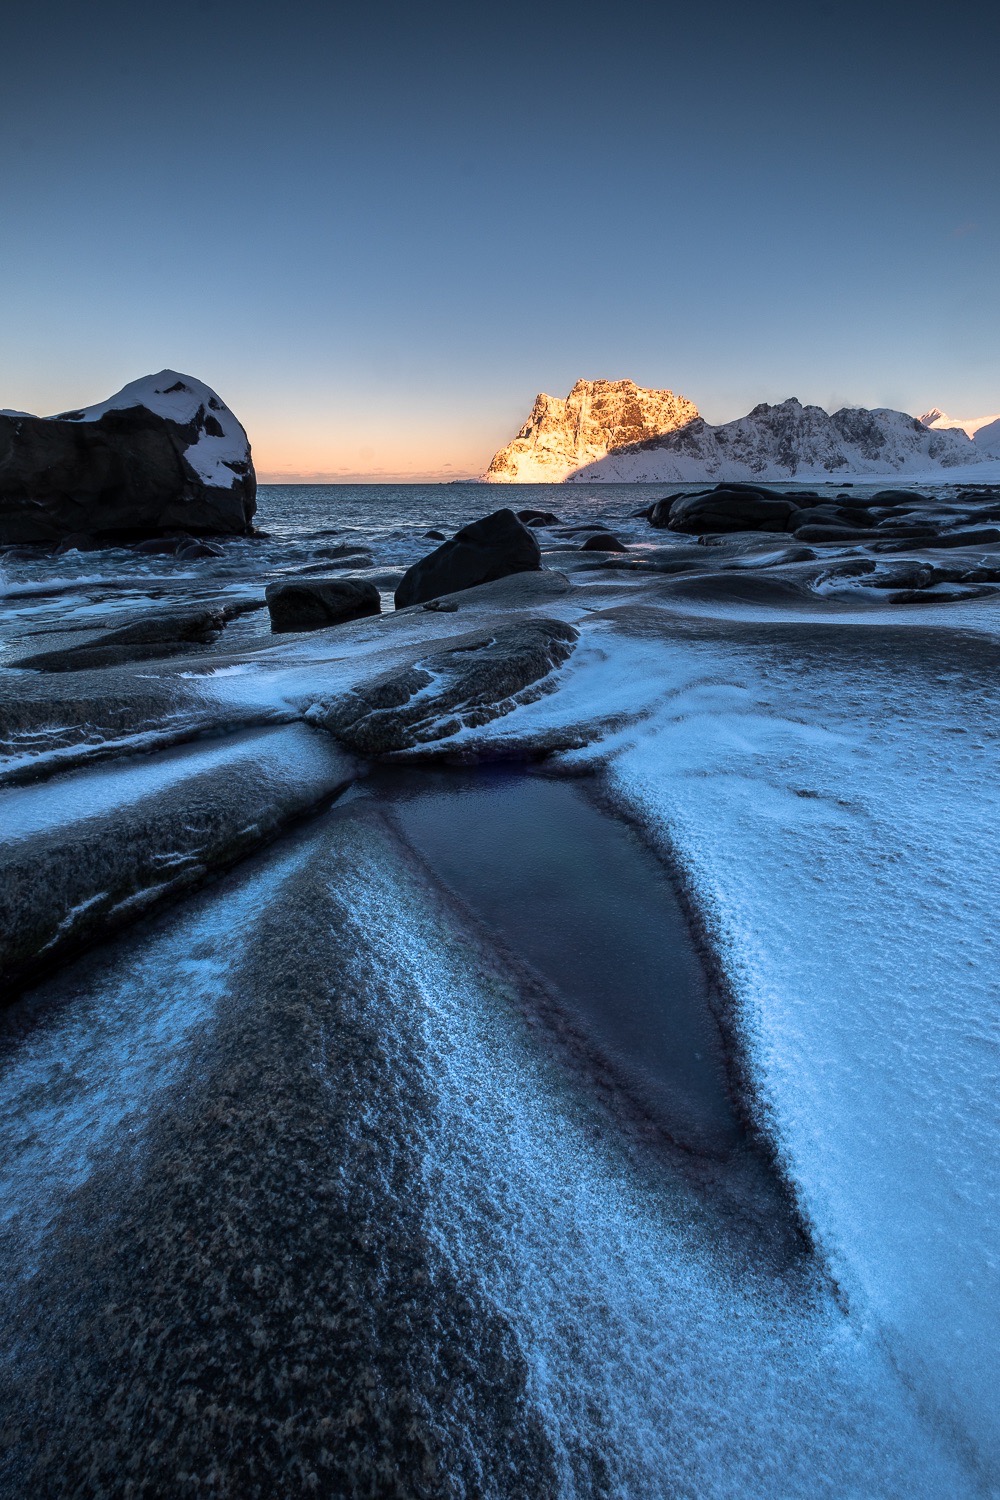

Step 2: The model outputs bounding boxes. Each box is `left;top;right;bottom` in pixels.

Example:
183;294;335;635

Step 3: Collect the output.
0;371;256;544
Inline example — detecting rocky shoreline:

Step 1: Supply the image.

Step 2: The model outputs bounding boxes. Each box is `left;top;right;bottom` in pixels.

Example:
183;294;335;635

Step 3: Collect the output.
1;482;998;1494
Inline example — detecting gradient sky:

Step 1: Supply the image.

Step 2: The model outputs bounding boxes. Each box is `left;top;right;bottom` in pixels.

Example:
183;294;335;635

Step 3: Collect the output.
2;0;997;480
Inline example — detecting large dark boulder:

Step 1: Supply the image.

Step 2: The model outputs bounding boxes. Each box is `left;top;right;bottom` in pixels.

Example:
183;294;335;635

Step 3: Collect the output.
666;484;805;535
266;577;381;633
394;509;541;609
0;371;256;544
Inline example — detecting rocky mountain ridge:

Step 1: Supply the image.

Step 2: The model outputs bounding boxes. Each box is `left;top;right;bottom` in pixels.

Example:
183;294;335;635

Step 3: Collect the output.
920;408;1000;455
484;381;1000;483
483;379;699;482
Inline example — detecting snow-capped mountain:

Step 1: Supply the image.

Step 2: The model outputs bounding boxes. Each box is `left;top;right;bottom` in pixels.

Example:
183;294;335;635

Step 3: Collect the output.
483;379;699;482
920;407;1000;456
483;382;999;483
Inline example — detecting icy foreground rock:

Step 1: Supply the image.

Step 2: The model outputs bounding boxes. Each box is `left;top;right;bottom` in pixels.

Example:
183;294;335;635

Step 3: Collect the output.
0;371;256;543
2;488;1000;1495
485;380;999;482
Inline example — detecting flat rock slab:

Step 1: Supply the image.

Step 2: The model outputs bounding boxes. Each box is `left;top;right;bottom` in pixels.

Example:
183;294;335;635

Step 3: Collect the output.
12;603;260;672
305;617;578;758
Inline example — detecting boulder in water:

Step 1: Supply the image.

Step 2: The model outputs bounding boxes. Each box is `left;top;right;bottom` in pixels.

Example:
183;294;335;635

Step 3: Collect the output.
394;509;541;609
581;532;627;552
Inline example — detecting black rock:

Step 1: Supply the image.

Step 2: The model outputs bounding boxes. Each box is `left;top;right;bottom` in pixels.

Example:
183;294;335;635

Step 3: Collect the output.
794;525;886;543
307;618;577;757
0;372;256;544
424;529;446;540
132;535;195;554
394;509;541;609
54;532;99;554
516;509;562;526
869;489;928;505
581;532;628;552
177;541;225;559
931;527;1000;549
266;577;381;634
667;485;804;535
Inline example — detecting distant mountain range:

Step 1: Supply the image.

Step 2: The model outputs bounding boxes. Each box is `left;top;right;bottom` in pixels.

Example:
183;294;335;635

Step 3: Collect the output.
482;379;1000;483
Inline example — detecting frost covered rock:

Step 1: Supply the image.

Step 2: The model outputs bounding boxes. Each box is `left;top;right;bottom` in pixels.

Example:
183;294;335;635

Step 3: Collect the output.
394;509;541;608
305;618;578;758
484;379;700;482
265;577;381;634
13;604;248;672
0;371;256;543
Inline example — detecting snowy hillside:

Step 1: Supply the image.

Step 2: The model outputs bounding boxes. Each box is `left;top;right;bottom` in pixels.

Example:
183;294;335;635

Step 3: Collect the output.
484;379;699;482
920;407;1000;445
485;383;1000;483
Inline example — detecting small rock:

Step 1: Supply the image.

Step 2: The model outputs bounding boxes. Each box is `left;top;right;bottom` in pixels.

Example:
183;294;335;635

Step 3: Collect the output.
54;531;98;554
266;577;381;634
516;509;562;526
177;541;224;559
581;533;627;552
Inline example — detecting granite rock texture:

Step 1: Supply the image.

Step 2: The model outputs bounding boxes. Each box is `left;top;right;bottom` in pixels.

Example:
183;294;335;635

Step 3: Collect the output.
306;617;578;758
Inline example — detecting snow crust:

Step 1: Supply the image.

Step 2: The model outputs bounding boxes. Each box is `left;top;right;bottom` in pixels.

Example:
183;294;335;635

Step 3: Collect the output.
426;612;1000;1485
330;814;972;1496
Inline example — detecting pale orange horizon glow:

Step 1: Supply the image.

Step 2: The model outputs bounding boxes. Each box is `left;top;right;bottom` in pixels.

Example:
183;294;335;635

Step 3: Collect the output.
247;415;501;486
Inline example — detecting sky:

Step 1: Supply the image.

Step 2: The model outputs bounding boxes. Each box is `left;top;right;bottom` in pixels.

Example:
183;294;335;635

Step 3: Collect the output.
2;0;998;481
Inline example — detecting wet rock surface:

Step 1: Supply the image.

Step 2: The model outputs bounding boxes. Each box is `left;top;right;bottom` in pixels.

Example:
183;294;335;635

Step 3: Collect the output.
394;508;541;608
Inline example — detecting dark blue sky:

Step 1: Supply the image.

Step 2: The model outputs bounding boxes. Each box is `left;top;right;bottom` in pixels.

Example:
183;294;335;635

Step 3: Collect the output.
2;1;997;478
